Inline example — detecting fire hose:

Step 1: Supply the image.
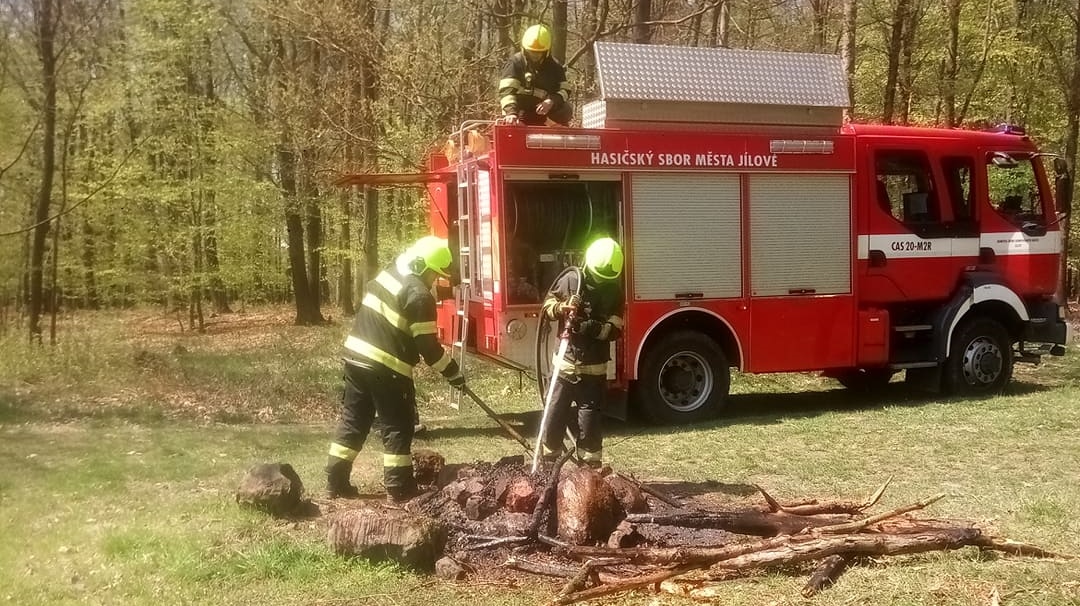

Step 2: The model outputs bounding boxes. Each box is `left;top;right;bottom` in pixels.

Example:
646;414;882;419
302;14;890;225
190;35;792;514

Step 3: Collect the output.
531;266;584;472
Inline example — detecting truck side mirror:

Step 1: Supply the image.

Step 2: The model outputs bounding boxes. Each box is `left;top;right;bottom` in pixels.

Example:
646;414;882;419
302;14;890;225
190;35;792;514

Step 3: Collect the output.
1054;157;1073;216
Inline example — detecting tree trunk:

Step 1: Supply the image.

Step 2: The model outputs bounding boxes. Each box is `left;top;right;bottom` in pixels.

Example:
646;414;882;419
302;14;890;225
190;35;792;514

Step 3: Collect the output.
1059;0;1080;306
552;0;567;64
709;0;729;48
882;0;908;124
634;0;651;44
28;0;60;345
338;189;355;315
809;0;828;52
943;0;961;127
897;1;921;125
841;0;857;112
363;186;379;283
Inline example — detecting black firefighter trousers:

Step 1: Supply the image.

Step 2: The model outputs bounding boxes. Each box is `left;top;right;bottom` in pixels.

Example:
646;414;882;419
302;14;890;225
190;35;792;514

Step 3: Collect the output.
330;362;416;499
542;374;606;466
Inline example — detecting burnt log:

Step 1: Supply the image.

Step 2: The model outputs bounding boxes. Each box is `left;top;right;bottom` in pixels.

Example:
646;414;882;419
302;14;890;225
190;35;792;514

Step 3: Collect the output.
412;449;444;487
327;507;447;570
605;474;648;514
557;467;621;545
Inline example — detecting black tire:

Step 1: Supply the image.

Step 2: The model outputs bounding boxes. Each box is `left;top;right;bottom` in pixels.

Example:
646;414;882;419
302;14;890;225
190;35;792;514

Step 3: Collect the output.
633;330;730;425
943;316;1013;396
834;368;895;392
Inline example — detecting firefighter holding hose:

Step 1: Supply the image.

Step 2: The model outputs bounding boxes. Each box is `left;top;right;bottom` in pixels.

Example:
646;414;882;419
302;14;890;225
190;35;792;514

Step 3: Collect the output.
539;237;626;467
325;236;467;501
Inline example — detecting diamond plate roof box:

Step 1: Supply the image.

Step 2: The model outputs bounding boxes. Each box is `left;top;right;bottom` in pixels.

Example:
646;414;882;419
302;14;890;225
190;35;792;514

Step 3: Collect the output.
591;43;849;131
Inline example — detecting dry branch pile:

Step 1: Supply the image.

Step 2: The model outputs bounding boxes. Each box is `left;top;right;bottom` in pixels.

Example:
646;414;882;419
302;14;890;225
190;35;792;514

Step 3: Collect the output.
239;452;1073;603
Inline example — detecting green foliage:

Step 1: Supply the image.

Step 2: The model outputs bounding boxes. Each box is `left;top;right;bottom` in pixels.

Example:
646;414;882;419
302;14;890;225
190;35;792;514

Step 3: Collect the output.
1;0;1078;321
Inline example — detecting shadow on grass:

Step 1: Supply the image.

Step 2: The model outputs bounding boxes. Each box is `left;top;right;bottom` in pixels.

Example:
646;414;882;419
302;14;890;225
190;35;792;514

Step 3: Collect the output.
431;378;1054;444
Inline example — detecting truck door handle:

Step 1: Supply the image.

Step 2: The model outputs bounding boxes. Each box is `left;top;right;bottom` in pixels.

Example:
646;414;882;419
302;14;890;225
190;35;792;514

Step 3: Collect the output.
788;288;817;295
675;292;704;299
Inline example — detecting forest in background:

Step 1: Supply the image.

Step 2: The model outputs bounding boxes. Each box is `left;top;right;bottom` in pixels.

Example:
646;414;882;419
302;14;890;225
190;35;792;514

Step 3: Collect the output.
1;0;1078;343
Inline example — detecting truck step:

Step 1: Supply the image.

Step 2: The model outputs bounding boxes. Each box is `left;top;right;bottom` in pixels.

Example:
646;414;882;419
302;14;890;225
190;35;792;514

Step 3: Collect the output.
889;361;938;370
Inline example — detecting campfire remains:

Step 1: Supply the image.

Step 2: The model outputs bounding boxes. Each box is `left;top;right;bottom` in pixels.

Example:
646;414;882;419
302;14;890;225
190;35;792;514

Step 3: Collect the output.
236;450;1073;603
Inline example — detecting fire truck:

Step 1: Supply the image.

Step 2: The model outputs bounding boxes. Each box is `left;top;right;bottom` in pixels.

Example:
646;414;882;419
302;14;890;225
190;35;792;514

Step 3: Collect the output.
342;43;1071;425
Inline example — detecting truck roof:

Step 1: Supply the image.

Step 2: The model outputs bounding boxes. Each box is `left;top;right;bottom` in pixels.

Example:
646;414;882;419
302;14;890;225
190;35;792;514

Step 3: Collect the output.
842;123;1034;147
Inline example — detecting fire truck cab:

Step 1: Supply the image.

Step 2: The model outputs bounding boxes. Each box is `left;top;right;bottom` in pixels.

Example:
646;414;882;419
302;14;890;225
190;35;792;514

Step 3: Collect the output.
393;43;1071;425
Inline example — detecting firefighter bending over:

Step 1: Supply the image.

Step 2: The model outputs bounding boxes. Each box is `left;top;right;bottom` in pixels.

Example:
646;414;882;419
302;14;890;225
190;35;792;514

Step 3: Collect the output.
326;236;466;501
540;237;626;467
499;24;573;126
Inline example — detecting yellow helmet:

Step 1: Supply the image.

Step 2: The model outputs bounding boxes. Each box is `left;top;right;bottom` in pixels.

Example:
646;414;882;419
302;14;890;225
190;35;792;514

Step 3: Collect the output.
584;237;623;281
409;235;452;278
521;24;551;53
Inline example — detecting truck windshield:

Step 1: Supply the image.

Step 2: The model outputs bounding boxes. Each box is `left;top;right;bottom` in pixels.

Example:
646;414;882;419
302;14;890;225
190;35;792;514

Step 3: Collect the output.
986;153;1045;226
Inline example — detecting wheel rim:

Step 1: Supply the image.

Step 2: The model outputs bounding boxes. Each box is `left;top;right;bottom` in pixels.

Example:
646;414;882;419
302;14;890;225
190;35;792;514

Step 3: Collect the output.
656;350;713;412
961;336;1003;386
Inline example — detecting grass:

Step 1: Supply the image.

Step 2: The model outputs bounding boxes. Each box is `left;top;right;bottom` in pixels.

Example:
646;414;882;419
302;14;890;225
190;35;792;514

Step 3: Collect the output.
1;307;1079;605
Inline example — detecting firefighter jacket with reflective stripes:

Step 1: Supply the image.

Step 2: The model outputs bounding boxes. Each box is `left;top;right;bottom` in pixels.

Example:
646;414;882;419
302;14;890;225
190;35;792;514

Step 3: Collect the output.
498;52;571;114
343;262;459;381
542;270;625;376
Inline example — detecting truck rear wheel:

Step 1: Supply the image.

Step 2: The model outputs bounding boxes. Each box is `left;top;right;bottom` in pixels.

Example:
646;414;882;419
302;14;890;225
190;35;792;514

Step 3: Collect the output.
944;316;1013;396
634;330;729;425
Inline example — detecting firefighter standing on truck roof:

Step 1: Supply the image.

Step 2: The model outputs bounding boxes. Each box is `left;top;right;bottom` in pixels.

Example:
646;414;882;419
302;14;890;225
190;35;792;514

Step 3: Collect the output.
540;237;626;467
499;24;573;126
326;236;466;502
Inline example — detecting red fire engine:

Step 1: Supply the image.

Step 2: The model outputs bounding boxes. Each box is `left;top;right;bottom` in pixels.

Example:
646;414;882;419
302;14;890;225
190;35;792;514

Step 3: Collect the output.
342;43;1071;425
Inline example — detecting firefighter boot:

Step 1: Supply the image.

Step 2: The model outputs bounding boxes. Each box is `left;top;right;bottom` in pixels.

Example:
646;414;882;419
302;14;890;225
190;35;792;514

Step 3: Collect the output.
326;457;360;499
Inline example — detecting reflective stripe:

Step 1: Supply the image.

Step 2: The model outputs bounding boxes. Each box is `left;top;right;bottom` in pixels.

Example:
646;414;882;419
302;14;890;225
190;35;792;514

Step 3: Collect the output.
375;271;403;295
431;352;453;373
383;453;412;467
328;442;359;461
532;87;547;99
552;353;608;375
556;82;572;99
575;363;608;375
608;315;625;329
499;78;521;90
501;94;518;109
542;444;560;456
362;293;409;333
411;321;437;337
344;335;413;377
579;448;602;463
597;323;612;340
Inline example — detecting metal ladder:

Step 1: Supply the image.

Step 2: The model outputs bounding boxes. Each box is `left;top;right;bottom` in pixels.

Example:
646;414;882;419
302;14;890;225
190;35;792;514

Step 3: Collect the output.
447;120;492;408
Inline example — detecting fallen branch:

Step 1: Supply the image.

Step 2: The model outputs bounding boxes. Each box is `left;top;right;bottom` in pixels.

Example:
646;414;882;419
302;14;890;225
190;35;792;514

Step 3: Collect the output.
624;509;851;536
814;493;946;535
528;449;576;539
755;477;891;516
547;563;704;606
973;536;1076;559
801;554;849;597
709;528;981;574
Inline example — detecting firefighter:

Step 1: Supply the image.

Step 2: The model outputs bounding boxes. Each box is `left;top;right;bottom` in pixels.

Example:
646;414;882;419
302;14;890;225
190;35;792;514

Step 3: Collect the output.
540;237;625;467
498;24;573;126
326;235;466;501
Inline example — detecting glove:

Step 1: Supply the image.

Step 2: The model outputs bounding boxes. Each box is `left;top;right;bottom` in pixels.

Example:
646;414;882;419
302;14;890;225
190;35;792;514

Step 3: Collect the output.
558;294;582;317
448;372;466;391
536;98;554;116
573;319;603;338
502;113;521;125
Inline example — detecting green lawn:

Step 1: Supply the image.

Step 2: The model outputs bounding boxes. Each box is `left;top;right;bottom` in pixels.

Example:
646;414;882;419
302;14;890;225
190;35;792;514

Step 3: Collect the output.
1;308;1078;605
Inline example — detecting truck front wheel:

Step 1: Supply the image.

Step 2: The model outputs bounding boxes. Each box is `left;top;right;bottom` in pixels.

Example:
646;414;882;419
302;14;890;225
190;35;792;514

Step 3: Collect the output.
634;330;730;425
944;316;1013;396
